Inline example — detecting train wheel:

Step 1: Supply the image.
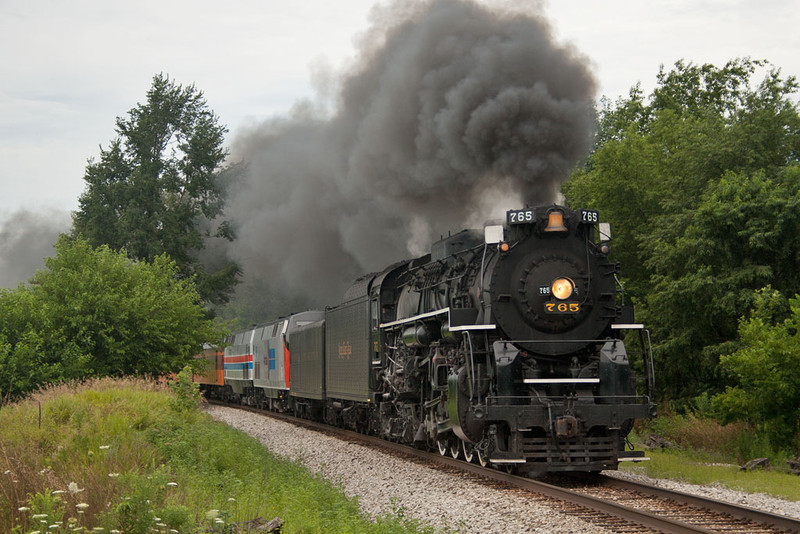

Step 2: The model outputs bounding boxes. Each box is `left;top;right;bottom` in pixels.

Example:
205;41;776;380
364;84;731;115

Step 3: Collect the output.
476;448;489;467
449;439;460;459
462;441;475;463
437;438;448;456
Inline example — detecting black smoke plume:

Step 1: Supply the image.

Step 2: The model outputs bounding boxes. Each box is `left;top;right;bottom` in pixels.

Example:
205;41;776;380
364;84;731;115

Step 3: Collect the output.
226;0;596;314
0;209;71;288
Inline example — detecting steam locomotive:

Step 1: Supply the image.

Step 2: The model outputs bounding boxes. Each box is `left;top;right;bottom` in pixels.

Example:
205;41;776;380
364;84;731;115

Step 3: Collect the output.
197;205;656;474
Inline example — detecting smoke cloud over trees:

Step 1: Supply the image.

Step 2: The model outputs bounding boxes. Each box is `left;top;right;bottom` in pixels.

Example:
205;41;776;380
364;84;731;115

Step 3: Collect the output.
226;0;596;311
0;209;70;288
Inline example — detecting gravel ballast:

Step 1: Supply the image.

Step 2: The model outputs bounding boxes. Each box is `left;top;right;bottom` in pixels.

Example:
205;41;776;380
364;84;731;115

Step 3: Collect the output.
205;405;800;532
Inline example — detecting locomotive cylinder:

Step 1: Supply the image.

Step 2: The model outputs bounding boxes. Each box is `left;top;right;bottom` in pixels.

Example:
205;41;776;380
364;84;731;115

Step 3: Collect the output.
402;322;438;347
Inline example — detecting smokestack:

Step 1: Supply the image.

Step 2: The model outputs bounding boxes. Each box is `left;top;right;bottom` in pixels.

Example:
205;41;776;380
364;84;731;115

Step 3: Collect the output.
226;0;596;313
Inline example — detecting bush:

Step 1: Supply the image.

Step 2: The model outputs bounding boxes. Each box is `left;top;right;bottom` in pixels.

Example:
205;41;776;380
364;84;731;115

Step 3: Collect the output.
0;236;224;399
712;288;800;451
170;365;202;412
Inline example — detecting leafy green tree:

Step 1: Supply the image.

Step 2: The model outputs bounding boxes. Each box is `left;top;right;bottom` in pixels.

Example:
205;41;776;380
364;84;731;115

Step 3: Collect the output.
563;58;800;400
0;236;223;399
73;73;239;305
644;168;800;397
713;288;800;448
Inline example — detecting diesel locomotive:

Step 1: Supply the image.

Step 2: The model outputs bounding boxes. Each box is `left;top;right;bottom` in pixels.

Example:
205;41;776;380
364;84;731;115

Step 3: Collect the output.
198;205;656;474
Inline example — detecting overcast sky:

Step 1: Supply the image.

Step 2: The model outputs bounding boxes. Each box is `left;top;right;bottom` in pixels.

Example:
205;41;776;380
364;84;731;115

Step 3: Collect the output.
1;0;799;285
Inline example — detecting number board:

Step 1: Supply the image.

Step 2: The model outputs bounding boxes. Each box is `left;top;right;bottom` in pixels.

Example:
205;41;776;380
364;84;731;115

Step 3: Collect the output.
507;209;535;225
545;302;581;314
580;210;599;224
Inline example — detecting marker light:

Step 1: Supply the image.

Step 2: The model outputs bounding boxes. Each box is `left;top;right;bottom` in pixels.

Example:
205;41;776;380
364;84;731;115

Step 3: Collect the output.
500;242;510;252
551;277;574;300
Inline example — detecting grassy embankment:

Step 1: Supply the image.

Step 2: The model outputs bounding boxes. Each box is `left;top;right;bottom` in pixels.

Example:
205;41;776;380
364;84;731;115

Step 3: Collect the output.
623;414;800;502
3;378;797;533
0;378;439;534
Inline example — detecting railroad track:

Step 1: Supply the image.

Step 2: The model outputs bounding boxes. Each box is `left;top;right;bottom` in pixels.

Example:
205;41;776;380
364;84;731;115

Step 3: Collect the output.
210;401;800;533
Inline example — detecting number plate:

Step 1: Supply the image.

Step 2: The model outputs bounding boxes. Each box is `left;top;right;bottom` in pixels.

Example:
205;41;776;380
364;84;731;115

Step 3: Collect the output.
507;209;535;225
580;209;599;223
545;302;581;314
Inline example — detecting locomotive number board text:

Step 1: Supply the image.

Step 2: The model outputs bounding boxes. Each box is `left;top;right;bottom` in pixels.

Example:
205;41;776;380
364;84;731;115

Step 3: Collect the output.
545;302;581;314
507;209;535;225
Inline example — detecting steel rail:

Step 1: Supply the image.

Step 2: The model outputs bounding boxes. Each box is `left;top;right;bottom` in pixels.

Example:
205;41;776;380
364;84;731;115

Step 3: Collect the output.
598;475;800;533
358;436;719;534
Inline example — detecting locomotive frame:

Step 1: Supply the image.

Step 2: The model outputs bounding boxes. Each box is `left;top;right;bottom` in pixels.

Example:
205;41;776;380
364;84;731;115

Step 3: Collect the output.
198;205;657;475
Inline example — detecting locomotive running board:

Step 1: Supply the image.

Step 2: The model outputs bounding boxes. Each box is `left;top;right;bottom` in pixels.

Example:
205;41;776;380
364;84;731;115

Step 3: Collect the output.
380;307;495;331
523;378;600;384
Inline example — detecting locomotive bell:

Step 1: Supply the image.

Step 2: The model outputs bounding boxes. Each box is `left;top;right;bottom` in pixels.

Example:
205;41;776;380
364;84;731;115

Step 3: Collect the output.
544;210;568;232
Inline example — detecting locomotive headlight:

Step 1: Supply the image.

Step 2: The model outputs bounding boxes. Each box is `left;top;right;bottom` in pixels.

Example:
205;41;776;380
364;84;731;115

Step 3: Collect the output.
551;277;575;300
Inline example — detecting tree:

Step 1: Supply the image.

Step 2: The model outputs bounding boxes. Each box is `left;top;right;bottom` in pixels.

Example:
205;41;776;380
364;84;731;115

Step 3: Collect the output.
73;73;239;305
644;168;800;397
713;288;800;448
0;236;223;399
563;58;800;400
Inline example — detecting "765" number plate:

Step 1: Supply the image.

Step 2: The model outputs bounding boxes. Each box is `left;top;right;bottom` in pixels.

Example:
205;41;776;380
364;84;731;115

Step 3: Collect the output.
545;302;580;313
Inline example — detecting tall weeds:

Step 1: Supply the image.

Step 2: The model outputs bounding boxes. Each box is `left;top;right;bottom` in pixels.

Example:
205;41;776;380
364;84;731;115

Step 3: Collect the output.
0;378;433;533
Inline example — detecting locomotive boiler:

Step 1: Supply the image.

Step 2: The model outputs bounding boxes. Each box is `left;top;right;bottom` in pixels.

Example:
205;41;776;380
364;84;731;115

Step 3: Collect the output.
199;205;656;474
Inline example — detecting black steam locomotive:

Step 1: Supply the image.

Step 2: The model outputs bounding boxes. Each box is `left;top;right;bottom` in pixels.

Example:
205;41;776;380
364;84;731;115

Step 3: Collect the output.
198;205;656;474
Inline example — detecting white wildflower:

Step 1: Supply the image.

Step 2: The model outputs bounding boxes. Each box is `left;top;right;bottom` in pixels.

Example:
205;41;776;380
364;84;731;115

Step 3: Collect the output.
76;503;89;510
68;482;84;494
99;445;110;450
17;506;30;512
205;509;219;520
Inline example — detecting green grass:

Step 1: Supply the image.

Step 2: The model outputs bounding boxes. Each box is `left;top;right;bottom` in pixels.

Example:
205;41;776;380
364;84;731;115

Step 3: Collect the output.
625;414;800;502
621;448;800;501
0;378;440;533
